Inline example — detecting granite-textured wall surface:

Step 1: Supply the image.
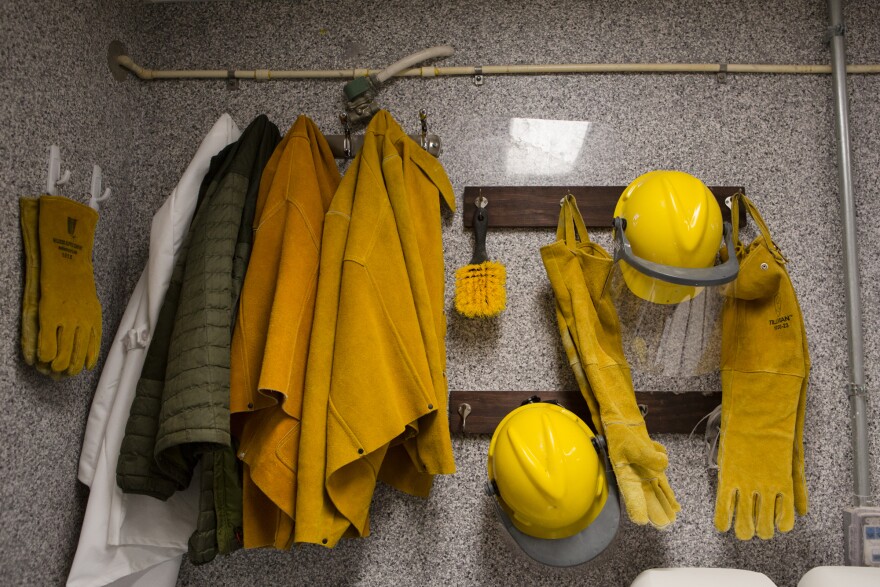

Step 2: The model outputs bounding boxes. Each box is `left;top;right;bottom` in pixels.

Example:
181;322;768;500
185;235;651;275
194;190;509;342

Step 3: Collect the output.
0;0;147;584
3;0;879;586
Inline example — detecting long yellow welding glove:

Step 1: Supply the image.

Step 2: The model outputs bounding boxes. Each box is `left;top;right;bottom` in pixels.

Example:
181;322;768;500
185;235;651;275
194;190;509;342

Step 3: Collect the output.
793;316;810;515
37;196;102;376
541;195;680;528
20;198;42;365
19;198;56;377
714;194;809;540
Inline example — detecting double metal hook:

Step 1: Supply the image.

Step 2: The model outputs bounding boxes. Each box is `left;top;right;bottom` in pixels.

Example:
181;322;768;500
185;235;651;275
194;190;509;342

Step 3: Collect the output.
339;113;352;159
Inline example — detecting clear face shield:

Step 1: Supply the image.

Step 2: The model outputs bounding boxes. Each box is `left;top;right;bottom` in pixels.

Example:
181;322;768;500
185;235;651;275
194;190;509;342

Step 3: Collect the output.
607;218;740;377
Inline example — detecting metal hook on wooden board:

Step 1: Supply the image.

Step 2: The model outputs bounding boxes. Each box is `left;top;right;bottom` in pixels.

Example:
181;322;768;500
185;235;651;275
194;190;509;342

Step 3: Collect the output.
458;403;472;433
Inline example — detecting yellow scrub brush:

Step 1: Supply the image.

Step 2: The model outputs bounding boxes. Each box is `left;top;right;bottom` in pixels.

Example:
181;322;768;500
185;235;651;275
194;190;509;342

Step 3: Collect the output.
455;198;506;318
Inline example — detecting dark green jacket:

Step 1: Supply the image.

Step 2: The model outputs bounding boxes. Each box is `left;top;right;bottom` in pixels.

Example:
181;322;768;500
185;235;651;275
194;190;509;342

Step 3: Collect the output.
117;115;280;563
117;136;235;499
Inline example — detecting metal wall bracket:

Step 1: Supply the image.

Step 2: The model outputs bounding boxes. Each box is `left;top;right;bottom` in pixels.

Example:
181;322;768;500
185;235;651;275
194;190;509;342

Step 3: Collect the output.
226;70;239;91
717;63;728;84
846;383;867;398
473;65;484;86
828;23;847;40
107;40;129;82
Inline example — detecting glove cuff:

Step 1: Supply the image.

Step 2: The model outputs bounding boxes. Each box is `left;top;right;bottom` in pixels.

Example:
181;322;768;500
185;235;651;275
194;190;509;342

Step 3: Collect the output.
38;195;99;267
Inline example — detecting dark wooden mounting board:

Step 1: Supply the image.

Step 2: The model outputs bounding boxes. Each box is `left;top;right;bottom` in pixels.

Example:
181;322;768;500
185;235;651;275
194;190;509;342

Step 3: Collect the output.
448;389;721;435
462;186;745;228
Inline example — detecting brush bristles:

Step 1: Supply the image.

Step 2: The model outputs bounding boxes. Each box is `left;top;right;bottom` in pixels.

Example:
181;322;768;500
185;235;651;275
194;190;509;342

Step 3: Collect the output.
454;261;507;318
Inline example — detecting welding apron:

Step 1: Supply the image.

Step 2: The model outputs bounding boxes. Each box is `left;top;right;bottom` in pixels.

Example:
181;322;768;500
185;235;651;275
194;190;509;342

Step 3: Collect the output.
714;193;809;540
540;195;679;528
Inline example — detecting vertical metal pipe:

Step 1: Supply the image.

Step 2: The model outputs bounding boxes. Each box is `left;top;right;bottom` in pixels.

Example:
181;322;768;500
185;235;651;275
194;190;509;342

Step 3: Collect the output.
827;0;872;507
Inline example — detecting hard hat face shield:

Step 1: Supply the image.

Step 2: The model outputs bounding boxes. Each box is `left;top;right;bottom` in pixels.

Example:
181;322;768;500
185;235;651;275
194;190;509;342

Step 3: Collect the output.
611;170;739;306
612;216;739;303
605;263;726;377
486;400;620;567
606;170;740;377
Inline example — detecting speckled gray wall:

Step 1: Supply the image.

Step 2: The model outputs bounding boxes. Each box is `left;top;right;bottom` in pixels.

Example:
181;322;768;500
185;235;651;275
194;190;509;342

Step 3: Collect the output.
2;0;879;586
0;0;150;585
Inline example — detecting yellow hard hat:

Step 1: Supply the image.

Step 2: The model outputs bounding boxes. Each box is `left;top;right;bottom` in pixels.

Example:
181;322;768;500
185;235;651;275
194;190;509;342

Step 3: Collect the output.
612;170;736;305
487;401;607;540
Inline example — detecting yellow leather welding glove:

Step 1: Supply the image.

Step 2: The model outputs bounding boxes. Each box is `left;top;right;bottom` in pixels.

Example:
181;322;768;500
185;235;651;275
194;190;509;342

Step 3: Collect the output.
37;196;102;375
793;319;810;515
20;198;42;366
19;198;57;377
553;303;603;433
541;195;680;528
714;194;809;540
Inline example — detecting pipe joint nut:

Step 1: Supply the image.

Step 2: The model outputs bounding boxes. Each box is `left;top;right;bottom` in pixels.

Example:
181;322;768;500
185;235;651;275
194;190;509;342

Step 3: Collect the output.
846;383;867;398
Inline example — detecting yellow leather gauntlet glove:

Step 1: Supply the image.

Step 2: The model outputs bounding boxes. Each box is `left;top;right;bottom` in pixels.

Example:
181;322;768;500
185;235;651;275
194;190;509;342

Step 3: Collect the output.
542;196;680;529
37;196;102;375
715;194;809;540
20;198;42;366
19;198;56;377
591;363;680;528
555;303;679;528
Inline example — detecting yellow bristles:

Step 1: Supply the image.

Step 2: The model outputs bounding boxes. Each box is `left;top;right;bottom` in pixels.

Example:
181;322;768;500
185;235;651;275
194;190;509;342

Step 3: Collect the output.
454;260;507;318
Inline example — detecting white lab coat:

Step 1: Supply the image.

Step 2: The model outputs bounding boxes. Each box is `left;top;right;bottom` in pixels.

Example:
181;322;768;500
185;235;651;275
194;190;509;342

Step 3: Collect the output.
67;115;241;587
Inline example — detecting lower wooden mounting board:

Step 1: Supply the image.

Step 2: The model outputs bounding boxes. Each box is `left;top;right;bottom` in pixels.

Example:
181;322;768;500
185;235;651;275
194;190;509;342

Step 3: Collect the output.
448;389;721;435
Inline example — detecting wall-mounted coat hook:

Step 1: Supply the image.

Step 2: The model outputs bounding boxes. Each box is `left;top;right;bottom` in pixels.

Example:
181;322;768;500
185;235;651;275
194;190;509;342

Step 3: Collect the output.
324;124;443;159
47;145;71;195
88;165;111;211
339;113;352;159
419;109;429;150
458;403;472;433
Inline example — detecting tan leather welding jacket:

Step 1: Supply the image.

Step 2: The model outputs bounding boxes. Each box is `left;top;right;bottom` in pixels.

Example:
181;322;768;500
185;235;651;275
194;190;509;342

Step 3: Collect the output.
229;115;340;549
295;110;457;547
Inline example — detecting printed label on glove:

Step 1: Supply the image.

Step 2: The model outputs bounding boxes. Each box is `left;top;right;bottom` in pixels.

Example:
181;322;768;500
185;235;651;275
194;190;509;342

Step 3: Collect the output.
769;314;792;330
52;237;82;260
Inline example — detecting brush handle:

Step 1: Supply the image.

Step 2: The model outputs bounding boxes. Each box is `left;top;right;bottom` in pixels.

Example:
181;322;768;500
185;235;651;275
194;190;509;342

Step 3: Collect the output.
470;206;490;264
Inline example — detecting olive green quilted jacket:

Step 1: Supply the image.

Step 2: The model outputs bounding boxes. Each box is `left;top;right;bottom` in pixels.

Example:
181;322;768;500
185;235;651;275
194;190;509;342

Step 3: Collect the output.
116;114;280;563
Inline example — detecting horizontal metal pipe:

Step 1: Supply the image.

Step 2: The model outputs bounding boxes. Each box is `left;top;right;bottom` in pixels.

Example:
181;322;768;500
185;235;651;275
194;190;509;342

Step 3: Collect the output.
115;54;880;81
